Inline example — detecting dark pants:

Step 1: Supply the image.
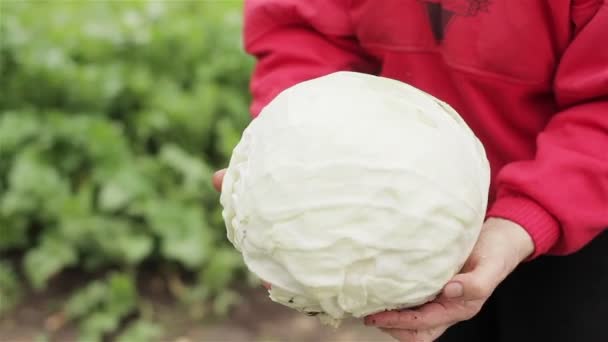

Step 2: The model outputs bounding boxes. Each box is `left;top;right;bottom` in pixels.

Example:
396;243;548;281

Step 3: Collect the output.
437;231;608;342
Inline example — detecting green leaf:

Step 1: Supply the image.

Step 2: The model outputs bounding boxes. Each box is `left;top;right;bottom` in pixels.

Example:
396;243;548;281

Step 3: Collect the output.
0;111;41;155
212;289;240;317
59;216;153;265
216;117;243;160
65;281;107;319
159;144;211;186
98;167;154;212
144;200;211;268
116;319;162;342
0;214;29;250
3;149;70;218
45;114;131;179
80;311;120;342
201;248;243;293
106;272;137;316
67;272;137;341
94;218;153;265
60;183;94;217
24;235;78;290
0;261;22;314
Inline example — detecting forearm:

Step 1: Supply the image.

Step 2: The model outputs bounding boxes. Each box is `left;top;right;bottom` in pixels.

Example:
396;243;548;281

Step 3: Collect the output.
245;0;378;116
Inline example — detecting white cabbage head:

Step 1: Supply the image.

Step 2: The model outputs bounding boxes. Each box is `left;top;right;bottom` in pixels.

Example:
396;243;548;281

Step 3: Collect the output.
220;71;490;327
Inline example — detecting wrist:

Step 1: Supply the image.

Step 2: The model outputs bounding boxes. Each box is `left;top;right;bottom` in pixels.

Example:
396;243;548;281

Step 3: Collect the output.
487;194;560;259
484;217;535;263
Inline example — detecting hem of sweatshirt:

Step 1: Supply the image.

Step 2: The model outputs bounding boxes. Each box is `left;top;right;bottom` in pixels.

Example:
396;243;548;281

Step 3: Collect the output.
486;195;560;260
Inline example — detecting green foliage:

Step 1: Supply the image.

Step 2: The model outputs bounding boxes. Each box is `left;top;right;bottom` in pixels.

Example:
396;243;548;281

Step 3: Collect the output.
0;0;253;339
0;261;21;313
65;272;138;340
116;319;163;342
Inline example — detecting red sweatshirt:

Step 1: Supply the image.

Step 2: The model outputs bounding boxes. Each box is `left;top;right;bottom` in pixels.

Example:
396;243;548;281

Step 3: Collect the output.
243;0;608;259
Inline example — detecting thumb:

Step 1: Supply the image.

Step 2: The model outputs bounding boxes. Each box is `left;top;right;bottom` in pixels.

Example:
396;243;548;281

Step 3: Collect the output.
213;169;226;192
442;256;507;301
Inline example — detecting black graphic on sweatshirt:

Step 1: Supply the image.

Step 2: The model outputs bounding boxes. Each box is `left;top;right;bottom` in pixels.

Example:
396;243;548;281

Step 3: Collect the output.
420;0;492;42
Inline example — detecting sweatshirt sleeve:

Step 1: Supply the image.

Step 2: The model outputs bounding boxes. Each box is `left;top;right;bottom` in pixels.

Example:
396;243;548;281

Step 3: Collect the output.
487;4;608;259
244;0;379;116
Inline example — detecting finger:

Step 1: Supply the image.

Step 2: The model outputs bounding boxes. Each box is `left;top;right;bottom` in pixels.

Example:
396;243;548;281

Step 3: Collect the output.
212;169;226;192
442;255;506;301
262;281;271;290
366;301;458;330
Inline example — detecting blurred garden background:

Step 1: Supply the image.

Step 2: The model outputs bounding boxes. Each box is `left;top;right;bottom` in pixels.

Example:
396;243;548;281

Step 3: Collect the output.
0;1;389;341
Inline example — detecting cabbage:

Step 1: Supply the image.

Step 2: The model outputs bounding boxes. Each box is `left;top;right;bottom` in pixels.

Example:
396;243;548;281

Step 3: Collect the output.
220;71;490;326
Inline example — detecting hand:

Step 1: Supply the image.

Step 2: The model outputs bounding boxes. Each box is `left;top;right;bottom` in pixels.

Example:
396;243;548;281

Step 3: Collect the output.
213;169;272;290
364;218;534;342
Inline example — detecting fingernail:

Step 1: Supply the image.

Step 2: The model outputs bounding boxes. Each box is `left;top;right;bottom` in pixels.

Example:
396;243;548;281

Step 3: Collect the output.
444;282;464;298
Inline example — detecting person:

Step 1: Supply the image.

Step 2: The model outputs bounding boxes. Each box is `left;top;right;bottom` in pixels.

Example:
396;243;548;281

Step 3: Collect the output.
213;1;608;341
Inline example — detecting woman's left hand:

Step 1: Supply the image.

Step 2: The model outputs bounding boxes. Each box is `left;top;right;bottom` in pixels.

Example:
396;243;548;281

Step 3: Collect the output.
364;218;535;342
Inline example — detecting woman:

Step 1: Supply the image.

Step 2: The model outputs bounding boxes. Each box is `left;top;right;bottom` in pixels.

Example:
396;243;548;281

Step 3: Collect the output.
214;1;608;341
